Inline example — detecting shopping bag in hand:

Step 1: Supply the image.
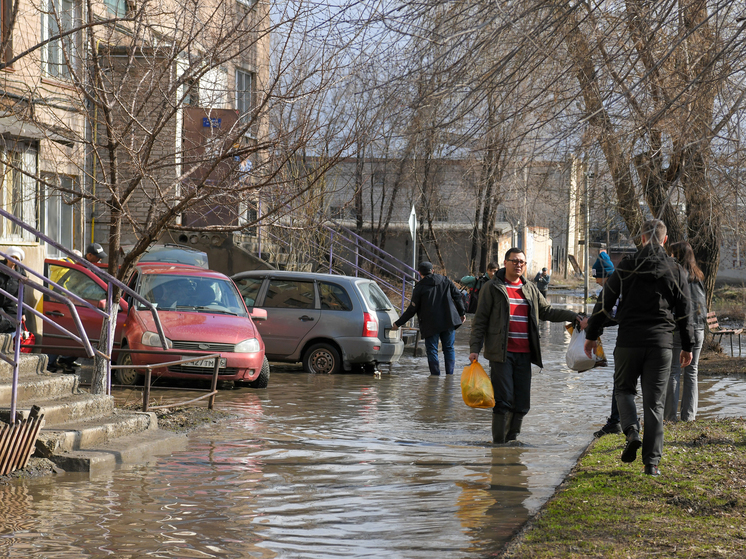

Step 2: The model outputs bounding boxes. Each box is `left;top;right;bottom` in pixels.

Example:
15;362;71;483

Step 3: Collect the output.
461;361;495;409
565;328;596;372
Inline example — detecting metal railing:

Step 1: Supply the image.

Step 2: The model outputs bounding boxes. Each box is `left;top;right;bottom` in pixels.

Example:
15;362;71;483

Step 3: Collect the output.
110;351;222;412
0;206;170;422
258;220;418;313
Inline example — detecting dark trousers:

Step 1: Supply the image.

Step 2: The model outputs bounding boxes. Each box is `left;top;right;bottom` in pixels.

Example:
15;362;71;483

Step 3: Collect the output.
614;346;672;467
489;352;532;416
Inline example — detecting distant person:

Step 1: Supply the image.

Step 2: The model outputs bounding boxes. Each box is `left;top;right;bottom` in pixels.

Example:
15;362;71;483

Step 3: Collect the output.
85;243;107;264
461;262;498;313
391;261;466;376
469;248;587;444
584;220;693;476
0;247;26;333
665;241;707;422
533;267;550;297
592;248;614;281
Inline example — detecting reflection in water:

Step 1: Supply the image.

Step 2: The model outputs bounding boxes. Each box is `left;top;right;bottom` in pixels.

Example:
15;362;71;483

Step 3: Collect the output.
3;304;746;557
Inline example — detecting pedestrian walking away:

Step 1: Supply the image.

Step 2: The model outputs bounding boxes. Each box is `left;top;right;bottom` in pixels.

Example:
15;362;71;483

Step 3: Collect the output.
584;219;694;477
533;267;550;298
469;248;587;444
664;241;707;422
391;261;466;376
461;262;498;314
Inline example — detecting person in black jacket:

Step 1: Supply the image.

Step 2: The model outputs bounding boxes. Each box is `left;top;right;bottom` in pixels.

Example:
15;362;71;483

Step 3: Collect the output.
0;247;26;333
584;219;694;476
392;261;466;376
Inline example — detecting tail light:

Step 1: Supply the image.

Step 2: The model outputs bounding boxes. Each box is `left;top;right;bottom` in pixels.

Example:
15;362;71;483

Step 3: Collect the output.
362;312;379;337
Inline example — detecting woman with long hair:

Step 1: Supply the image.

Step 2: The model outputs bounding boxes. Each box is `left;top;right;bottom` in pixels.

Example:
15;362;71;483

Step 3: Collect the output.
665;241;707;421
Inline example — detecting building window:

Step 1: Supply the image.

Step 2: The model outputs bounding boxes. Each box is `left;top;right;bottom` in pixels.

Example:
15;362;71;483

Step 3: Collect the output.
0;143;38;242
104;0;129;17
236;69;254;130
41;174;77;256
42;0;78;79
236;0;257;8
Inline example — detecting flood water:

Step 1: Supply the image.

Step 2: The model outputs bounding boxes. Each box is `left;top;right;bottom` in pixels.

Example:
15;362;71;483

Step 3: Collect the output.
4;295;746;558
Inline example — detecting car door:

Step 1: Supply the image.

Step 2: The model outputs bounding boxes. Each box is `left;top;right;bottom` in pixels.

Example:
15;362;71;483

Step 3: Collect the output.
42;260;127;356
256;277;320;358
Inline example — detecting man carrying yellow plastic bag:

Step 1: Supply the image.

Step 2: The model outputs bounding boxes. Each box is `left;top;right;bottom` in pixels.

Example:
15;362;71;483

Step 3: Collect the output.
469;248;587;444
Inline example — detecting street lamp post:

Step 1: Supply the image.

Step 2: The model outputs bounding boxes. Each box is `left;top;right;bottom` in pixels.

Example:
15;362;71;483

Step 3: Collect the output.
583;170;591;305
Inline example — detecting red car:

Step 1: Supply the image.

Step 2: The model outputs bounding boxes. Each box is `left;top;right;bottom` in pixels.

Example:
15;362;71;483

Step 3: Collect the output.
41;260;269;387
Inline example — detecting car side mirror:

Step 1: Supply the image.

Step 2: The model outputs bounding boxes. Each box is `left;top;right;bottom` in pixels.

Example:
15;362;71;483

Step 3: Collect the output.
250;308;267;321
95;299;129;313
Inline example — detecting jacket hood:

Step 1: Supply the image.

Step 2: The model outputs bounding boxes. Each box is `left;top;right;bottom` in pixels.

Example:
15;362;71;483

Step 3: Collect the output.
630;244;678;281
420;273;446;286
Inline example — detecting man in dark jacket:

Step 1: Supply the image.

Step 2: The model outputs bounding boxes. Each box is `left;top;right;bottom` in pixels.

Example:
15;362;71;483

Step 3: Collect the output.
469;248;586;443
0;247;26;333
392;261;466;376
584;219;694;476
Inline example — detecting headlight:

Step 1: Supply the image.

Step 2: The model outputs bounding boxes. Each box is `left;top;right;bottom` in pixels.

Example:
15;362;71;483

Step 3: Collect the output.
141;331;173;349
234;338;261;353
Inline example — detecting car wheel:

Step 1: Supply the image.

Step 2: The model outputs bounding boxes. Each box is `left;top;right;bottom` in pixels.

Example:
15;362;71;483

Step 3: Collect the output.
248;356;270;388
114;347;142;386
303;343;341;375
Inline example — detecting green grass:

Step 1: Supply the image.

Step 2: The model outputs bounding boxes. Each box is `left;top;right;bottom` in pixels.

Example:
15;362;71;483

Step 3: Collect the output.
502;419;746;558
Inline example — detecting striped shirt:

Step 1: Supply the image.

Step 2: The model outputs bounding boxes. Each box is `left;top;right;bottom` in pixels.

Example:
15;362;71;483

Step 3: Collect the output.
505;279;530;353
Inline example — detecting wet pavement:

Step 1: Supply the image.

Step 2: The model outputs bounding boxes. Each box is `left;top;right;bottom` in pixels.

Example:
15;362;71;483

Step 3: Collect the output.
5;296;746;557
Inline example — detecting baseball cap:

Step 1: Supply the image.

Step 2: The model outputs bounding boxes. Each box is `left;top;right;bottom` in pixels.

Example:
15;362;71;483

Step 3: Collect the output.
86;243;107;259
418;261;433;275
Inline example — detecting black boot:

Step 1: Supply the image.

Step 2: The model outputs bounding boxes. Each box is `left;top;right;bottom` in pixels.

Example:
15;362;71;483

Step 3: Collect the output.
507;414;523;441
492;413;509;444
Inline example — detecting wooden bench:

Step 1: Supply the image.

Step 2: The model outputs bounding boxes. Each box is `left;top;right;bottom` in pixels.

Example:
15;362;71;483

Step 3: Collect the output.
707;312;743;357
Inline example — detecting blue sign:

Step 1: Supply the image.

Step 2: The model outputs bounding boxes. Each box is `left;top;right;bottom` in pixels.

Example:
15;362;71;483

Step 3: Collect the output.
203;117;222;128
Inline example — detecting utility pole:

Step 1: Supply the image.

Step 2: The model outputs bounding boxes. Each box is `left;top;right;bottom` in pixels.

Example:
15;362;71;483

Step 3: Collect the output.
583;167;591;305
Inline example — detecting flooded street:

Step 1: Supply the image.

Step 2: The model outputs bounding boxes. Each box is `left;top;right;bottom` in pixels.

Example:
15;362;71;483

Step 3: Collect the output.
5;297;746;558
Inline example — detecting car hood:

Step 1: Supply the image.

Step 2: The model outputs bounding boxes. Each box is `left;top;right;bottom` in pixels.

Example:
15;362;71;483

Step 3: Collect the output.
136;310;258;343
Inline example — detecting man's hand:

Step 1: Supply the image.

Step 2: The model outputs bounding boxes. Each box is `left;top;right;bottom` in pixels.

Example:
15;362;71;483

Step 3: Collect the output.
461;315;466;323
577;316;589;330
680;350;693;368
584;339;597;359
390;324;399;331
468;352;479;363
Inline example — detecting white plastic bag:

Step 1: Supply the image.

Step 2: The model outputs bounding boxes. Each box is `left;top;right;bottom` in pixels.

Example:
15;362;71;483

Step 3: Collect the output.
565;328;596;372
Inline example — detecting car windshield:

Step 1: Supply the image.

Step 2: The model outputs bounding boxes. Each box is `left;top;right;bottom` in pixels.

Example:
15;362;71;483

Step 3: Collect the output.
357;281;393;311
138;247;209;268
138;274;247;317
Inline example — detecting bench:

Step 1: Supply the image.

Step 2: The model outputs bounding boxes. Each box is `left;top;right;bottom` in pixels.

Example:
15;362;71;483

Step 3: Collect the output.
707;312;743;357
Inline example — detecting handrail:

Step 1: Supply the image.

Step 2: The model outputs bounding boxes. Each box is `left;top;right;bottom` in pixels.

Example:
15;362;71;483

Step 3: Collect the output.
110;350;222;412
259;224;416;312
0;205;172;421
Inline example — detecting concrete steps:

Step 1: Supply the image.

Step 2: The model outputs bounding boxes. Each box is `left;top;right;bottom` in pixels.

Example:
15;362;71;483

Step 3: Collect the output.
0;334;187;474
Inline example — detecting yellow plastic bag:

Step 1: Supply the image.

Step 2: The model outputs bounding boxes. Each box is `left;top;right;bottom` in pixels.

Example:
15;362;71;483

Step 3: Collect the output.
461;362;495;409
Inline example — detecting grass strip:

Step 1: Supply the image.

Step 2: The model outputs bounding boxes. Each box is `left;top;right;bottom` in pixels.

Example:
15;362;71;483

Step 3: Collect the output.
502;418;746;558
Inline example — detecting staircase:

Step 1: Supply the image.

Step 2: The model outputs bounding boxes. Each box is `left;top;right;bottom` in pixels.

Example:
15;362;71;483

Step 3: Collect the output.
0;335;187;476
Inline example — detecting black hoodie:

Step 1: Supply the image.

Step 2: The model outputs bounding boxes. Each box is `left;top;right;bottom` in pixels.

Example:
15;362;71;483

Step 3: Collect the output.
585;244;694;351
395;273;465;339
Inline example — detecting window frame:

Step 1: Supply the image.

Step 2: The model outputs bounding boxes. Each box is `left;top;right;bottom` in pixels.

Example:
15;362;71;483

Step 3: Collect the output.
41;0;79;80
235;68;254;134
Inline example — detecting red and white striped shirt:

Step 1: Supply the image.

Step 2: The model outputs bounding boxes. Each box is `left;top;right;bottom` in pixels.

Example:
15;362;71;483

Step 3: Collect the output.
504;279;530;353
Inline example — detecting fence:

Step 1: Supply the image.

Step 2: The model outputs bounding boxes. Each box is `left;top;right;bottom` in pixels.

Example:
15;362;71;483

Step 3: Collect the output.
259;220;418;313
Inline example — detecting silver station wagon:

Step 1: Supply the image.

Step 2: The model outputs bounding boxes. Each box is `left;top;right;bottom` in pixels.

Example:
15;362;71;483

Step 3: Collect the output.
231;270;404;374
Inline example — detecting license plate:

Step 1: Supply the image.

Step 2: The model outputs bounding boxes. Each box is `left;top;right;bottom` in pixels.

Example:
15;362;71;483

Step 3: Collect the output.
183;357;227;368
385;329;399;340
